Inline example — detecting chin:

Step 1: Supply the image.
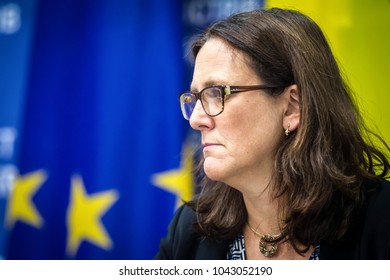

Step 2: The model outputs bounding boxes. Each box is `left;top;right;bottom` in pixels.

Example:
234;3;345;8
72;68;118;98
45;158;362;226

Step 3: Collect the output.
203;159;226;182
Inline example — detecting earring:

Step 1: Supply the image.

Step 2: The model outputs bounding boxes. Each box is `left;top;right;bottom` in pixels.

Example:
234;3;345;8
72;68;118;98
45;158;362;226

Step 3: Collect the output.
285;123;290;136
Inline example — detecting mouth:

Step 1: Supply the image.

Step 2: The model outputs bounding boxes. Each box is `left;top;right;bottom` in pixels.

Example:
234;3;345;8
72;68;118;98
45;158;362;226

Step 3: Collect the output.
203;142;218;147
202;143;222;153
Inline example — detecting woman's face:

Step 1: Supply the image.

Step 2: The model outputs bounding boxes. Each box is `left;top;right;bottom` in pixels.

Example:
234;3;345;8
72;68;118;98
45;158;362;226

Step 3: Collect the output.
190;38;289;190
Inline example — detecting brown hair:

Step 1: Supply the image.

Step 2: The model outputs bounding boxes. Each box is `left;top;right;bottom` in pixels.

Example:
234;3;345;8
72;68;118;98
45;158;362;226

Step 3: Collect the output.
187;8;390;253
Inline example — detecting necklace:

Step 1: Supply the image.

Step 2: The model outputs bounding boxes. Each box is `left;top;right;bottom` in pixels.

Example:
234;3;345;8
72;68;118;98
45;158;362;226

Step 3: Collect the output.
247;223;281;257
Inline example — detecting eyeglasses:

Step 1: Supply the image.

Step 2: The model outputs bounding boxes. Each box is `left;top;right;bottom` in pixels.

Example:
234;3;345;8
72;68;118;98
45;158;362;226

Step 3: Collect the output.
179;85;287;120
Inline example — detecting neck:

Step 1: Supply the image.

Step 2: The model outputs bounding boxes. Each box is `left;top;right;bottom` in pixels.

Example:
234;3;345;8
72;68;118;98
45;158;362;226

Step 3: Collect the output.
242;186;282;234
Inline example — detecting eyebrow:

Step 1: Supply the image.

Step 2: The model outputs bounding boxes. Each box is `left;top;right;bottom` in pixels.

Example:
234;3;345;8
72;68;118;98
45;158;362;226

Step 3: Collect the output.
190;79;228;92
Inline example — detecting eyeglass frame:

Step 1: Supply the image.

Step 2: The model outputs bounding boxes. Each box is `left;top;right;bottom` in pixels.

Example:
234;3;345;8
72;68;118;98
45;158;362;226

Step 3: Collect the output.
178;84;288;120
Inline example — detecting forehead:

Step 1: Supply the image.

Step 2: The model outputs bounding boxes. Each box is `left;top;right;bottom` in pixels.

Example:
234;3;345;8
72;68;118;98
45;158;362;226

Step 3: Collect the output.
191;38;257;90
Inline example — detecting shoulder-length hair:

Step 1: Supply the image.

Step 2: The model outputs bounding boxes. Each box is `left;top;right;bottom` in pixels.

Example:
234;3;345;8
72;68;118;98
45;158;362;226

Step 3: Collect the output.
187;7;390;253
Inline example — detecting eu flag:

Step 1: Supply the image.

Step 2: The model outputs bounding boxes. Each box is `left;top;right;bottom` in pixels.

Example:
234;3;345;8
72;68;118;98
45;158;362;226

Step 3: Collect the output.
1;0;191;259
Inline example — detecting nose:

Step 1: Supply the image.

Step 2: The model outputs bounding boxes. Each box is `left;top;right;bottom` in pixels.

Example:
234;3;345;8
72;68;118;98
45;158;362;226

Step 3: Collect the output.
189;100;214;131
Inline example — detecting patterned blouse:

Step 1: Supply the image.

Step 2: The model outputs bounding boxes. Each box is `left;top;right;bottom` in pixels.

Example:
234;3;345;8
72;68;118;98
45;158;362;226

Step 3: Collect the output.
227;234;320;260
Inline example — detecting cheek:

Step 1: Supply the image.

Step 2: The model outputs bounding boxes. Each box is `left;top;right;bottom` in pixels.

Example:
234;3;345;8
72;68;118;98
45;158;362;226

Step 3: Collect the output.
218;95;284;150
227;108;283;155
224;106;263;141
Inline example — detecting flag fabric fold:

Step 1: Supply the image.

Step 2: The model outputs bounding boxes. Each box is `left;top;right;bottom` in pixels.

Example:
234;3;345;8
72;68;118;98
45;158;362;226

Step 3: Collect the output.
2;0;187;260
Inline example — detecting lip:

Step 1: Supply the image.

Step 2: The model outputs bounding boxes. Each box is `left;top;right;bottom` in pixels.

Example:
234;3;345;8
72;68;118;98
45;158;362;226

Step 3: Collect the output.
203;142;219;147
202;143;221;152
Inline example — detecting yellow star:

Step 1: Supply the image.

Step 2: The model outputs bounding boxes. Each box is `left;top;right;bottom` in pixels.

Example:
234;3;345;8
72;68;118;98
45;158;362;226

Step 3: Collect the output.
66;175;119;257
152;143;194;208
5;170;47;229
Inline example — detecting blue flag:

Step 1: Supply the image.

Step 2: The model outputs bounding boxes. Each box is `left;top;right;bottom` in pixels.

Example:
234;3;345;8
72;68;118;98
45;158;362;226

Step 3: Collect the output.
2;0;189;259
0;0;38;259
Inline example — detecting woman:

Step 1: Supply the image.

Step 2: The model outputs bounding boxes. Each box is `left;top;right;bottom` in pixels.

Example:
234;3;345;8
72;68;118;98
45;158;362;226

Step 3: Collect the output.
155;8;390;259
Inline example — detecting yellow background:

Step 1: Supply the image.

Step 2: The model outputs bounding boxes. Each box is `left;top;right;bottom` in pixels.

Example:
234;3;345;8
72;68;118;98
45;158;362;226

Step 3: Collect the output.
266;0;390;145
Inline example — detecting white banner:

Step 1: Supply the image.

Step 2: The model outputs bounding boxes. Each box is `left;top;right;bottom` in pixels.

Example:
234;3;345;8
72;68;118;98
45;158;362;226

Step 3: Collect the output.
0;260;389;280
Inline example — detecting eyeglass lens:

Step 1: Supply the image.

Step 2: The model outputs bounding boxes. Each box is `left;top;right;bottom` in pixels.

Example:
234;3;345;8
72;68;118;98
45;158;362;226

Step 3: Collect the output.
180;87;224;120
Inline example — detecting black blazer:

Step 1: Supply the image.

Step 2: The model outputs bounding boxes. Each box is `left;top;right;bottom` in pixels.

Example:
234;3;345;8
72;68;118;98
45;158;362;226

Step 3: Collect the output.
155;179;390;259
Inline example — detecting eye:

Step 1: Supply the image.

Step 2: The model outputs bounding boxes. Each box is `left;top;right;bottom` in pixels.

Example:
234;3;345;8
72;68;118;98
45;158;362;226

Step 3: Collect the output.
204;87;222;100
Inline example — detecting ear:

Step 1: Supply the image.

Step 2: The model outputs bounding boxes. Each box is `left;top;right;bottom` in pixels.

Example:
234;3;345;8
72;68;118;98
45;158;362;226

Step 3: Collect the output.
283;84;300;133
